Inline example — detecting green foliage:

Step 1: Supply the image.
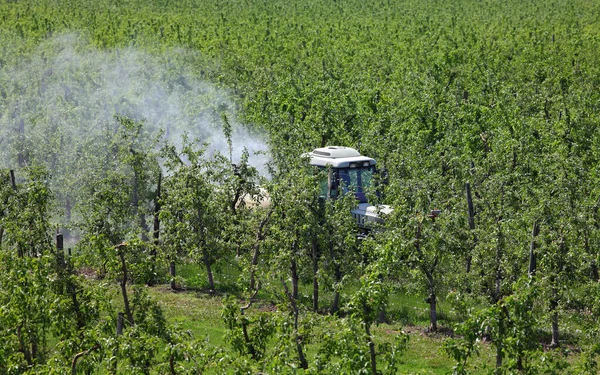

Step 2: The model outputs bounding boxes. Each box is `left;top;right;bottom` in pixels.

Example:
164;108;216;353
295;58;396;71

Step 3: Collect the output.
0;253;53;372
73;116;161;282
2;0;600;371
350;271;389;327
221;296;275;360
444;278;571;374
312;314;408;375
0;167;53;257
160;136;256;291
577;282;600;374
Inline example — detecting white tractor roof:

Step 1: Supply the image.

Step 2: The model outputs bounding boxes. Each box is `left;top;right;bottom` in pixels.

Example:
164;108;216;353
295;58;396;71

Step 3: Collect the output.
306;146;376;168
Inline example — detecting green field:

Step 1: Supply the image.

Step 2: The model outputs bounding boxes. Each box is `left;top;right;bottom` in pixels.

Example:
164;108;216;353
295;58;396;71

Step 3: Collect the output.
2;0;600;373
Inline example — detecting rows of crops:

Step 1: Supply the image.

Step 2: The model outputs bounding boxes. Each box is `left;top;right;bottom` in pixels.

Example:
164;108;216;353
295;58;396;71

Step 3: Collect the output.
2;0;600;373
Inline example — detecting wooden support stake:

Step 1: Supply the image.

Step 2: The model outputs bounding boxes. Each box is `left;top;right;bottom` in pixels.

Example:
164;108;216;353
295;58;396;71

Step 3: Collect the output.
56;233;65;266
10;170;16;190
56;233;64;251
169;262;176;290
116;313;124;335
465;182;476;273
529;222;540;277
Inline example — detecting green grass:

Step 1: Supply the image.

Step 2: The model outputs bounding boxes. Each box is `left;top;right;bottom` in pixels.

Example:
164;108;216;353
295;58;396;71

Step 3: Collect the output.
177;260;242;294
111;262;581;374
64;266;587;374
142;280;495;374
173;261;456;326
152;285;496;374
148;287;228;346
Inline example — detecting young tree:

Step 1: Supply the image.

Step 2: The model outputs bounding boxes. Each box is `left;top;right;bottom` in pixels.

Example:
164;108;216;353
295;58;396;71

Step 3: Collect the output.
75;116;160;279
263;157;324;311
160;137;235;292
0;167;53;258
444;278;569;374
382;142;467;332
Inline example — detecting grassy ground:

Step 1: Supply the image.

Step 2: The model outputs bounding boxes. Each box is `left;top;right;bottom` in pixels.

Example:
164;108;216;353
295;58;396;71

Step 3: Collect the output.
96;259;593;374
88;258;587;374
143;273;495;374
148;287;456;373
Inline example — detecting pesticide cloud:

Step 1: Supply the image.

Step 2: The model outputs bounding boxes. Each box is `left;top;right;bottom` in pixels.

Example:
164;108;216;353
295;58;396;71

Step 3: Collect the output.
0;34;269;173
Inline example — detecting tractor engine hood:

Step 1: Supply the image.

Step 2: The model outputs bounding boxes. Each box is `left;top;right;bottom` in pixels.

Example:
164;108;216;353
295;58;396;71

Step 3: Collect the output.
351;203;393;228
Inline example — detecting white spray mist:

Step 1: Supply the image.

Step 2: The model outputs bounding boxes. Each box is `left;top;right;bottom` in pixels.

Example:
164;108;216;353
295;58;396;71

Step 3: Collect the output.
0;33;270;175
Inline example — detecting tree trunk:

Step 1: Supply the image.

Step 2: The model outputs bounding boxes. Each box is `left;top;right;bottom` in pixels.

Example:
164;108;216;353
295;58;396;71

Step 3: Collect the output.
17;325;32;365
496;315;504;368
169;262;176;290
529;222;540;277
68;277;84;330
10;169;17;189
591;260;599;282
149;173;161;286
550;239;566;348
364;319;377;375
169;353;176;375
31;332;38;364
550;286;560;348
494;225;503;303
281;279;308;369
551;311;560;348
330;242;342;315
290;256;299;301
249;209;272;290
465;182;476;273
312;238;319;312
331;291;341;315
203;249;215;292
117;246;134;325
249;245;260;291
428;293;437;332
116;312;124;335
153;172;161;246
240;287;260;360
426;274;438;332
59;233;85;330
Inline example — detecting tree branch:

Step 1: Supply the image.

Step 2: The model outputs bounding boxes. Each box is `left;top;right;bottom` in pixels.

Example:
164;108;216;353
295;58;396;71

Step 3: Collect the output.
71;343;100;375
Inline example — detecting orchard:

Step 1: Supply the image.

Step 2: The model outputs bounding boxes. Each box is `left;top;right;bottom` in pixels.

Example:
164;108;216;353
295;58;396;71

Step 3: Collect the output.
1;0;600;373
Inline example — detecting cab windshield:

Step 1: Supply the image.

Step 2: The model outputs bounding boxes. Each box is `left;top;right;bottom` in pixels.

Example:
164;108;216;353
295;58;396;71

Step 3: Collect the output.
338;166;374;203
318;166;375;203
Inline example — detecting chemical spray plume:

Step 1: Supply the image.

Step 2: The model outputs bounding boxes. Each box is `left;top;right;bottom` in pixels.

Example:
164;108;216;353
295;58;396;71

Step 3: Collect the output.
0;33;270;175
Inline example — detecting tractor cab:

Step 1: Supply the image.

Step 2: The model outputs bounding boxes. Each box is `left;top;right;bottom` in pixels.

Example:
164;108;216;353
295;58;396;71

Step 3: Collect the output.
307;146;376;202
306;146;391;229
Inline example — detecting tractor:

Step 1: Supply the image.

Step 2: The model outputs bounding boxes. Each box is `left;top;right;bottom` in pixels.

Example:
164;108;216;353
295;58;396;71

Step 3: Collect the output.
305;146;392;230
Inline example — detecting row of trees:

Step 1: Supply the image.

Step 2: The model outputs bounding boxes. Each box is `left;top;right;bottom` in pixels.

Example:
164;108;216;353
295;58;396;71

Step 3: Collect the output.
1;0;600;372
2;112;600;373
0;116;411;373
